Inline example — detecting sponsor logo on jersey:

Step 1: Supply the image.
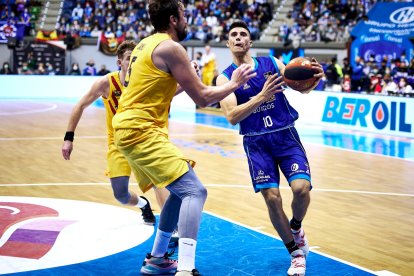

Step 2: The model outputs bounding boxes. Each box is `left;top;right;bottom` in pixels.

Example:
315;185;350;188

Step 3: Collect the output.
263;71;272;79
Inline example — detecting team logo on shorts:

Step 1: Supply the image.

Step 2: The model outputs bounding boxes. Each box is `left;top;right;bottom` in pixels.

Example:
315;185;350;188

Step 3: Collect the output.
291;163;299;172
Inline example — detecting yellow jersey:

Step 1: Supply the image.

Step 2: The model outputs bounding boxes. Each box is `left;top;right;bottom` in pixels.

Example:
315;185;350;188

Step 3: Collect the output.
112;33;193;190
102;71;123;145
113;33;177;134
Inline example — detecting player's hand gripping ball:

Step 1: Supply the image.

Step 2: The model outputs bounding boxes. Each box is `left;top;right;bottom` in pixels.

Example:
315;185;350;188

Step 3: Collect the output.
284;57;319;93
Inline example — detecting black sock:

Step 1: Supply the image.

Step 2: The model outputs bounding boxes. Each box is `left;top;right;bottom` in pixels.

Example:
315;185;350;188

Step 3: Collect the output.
290;217;302;231
285;240;299;254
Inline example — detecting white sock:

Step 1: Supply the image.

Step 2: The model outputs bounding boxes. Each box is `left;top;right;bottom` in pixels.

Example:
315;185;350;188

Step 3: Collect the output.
136;196;147;208
151;229;172;257
177;238;197;271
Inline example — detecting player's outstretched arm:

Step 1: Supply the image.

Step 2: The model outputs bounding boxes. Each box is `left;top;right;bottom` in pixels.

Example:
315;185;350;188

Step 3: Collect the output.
219;73;284;125
62;76;109;160
155;41;256;107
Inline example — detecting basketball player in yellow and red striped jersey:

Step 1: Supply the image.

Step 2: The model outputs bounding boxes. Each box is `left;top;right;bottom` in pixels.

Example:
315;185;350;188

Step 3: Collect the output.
61;40;169;225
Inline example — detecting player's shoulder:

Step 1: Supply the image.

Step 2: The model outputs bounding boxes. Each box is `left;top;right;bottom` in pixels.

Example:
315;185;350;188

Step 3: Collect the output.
158;39;182;52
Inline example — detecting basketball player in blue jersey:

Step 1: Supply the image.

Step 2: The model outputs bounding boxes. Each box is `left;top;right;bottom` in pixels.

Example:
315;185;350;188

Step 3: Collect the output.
217;21;324;276
61;40;169;226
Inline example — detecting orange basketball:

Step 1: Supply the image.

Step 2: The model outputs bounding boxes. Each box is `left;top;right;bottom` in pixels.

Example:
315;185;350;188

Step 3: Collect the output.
284;57;318;93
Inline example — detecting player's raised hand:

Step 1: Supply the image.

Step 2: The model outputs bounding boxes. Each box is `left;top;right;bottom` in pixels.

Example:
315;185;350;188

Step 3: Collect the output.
231;63;257;87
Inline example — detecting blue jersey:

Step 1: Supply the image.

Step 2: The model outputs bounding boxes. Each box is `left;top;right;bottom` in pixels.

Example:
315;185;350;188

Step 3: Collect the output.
222;56;299;136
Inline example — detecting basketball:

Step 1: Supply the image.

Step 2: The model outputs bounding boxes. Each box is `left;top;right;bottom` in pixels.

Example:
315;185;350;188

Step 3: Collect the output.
283;57;318;93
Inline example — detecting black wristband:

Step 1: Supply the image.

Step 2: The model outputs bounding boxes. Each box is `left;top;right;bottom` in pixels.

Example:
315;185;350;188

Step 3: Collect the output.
64;131;74;142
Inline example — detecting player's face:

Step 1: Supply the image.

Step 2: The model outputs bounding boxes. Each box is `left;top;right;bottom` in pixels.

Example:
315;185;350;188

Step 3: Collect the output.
119;50;132;73
176;5;188;41
227;27;251;54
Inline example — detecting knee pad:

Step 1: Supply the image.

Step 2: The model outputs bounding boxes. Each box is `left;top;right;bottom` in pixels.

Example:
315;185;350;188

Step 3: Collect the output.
111;176;130;204
114;191;130;204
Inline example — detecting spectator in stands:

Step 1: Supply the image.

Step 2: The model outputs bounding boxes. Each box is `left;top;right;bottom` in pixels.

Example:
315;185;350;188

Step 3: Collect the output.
201;44;216;86
84;2;93;20
34;62;46;75
381;74;397;96
19;8;31;35
18;62;33;75
0;62;14;74
97;64;110;76
325;57;341;89
351;56;364;92
125;25;138;40
45;63;56;75
79;26;91;37
342;74;351;93
370;73;383;95
72;3;84;21
397;77;413;97
104;26;115;39
82;59;97;76
68;62;81;75
400;53;409;67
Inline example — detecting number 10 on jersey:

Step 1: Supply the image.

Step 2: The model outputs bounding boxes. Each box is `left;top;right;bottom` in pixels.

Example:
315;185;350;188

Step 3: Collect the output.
263;116;273;128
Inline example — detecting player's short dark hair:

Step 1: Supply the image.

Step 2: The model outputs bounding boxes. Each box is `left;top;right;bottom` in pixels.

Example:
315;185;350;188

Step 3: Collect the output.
149;0;182;32
117;40;136;58
228;20;251;36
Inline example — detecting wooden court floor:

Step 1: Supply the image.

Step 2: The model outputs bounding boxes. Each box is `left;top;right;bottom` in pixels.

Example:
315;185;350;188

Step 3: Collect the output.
0;99;413;275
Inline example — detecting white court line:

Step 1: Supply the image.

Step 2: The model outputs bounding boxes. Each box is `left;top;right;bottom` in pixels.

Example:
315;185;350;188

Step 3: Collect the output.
0;132;237;141
203;210;379;275
0;182;412;197
0;101;57;116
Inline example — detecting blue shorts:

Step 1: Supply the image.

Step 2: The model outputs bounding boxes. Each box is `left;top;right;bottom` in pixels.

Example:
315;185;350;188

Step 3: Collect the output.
243;126;311;193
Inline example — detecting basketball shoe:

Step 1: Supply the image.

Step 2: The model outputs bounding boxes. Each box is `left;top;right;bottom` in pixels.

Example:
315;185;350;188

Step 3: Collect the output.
292;228;309;258
140;252;177;274
139;196;156;225
175;269;201;275
287;249;306;276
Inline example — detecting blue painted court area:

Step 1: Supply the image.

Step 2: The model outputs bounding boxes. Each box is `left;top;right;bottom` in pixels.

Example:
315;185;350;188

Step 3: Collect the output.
5;213;374;276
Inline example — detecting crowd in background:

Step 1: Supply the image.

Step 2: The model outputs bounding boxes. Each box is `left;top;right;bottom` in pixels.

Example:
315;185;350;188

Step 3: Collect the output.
57;0;272;42
319;55;414;97
0;0;413;98
278;0;377;45
0;0;41;36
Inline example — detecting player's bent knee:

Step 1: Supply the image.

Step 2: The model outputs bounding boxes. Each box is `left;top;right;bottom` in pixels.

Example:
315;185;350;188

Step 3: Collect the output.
113;191;131;204
262;189;283;206
197;185;207;201
291;180;311;196
110;176;131;204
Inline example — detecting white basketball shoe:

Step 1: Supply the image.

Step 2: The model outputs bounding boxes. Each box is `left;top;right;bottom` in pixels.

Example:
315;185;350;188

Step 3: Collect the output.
287;249;306;276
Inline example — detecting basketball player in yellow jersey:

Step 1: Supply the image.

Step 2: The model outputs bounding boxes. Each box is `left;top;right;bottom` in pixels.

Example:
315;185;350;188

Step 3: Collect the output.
201;44;216;86
61;40;170;225
112;1;256;275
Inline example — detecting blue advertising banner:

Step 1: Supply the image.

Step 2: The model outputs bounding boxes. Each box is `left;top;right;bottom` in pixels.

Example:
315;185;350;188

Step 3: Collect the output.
0;21;26;43
350;3;414;66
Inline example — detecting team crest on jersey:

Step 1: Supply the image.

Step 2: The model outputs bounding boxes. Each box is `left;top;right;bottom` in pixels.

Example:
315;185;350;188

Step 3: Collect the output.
263;71;272;79
243;83;250;90
114;90;122;97
265;95;275;103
